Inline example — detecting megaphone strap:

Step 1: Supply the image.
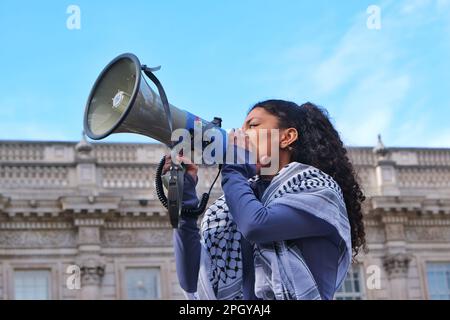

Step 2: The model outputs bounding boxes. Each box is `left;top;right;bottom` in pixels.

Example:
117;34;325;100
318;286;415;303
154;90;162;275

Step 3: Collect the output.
141;65;174;147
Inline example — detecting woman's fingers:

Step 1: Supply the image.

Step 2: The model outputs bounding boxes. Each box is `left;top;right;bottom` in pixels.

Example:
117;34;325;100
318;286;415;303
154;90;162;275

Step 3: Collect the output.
176;155;192;165
176;155;199;176
162;154;198;177
162;164;171;175
162;155;172;175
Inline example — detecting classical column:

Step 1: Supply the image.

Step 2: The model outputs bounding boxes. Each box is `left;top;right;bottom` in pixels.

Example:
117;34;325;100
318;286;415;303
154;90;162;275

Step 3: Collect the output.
381;212;410;300
75;218;105;299
383;253;411;300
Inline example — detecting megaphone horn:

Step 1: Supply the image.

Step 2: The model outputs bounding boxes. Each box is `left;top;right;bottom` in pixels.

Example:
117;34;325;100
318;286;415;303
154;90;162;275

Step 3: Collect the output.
83;53;225;228
84;53;218;147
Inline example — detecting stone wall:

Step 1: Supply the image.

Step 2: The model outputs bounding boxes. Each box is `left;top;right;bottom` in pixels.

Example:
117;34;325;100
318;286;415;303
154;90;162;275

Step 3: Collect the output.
1;137;449;299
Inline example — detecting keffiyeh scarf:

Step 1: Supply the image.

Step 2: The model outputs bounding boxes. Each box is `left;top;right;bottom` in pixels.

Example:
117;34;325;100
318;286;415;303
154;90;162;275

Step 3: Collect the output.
189;162;351;300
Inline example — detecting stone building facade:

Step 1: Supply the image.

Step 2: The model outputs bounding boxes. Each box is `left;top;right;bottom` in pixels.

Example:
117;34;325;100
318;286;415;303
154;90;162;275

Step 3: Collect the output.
0;137;449;300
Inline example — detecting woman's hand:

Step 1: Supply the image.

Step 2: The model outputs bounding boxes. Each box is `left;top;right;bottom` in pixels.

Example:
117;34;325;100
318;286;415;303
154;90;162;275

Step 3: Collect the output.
227;128;272;175
162;154;198;182
222;129;257;179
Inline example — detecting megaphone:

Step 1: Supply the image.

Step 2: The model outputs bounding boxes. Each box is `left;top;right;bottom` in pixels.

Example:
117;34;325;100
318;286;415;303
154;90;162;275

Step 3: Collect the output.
83;53;222;145
83;53;225;228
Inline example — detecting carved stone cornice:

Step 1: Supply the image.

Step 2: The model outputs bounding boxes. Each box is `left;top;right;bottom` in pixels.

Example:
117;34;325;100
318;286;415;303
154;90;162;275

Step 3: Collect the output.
2;199;61;218
381;215;408;224
368;196;450;215
0;196;166;218
74;218;105;227
60;196;122;214
0;221;73;229
104;220;171;229
407;218;450;226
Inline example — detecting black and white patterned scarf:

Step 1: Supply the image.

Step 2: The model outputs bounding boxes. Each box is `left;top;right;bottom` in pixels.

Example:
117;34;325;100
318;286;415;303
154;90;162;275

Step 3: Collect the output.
196;162;351;300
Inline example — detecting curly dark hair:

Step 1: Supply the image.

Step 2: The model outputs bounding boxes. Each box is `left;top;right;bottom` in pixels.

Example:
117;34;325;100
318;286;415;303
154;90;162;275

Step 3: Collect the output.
249;100;367;257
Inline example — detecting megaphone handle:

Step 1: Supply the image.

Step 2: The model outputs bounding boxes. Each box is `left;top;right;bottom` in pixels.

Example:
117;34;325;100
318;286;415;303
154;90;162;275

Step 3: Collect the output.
167;164;185;228
155;155;221;225
141;65;174;144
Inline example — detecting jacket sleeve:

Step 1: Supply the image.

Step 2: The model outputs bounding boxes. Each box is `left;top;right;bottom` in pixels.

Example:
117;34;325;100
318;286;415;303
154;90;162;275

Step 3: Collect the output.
173;173;201;293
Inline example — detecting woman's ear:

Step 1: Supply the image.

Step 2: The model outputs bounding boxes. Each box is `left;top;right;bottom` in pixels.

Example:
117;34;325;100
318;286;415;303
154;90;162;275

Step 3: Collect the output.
280;128;298;149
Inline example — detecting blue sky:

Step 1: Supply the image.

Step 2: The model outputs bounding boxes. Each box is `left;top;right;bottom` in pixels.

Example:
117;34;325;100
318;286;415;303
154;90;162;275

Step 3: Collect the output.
0;0;449;147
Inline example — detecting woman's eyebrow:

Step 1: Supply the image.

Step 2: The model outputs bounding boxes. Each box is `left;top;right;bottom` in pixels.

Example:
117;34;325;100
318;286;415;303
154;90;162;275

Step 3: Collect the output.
245;117;261;124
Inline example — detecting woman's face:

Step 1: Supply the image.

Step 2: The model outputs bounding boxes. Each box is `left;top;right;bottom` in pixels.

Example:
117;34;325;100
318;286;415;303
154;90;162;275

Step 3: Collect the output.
241;107;281;165
241;107;299;171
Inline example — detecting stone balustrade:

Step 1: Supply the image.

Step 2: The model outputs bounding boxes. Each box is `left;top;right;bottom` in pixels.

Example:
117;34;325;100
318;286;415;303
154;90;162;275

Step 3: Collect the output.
1;139;449;199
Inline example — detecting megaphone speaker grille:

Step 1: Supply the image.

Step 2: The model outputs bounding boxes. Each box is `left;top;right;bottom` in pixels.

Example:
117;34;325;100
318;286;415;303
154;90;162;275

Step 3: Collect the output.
84;54;141;139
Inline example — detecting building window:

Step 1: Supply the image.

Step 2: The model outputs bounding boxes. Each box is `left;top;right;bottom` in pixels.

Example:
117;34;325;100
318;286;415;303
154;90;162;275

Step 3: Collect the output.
14;270;51;300
334;265;365;300
426;262;450;300
125;267;161;300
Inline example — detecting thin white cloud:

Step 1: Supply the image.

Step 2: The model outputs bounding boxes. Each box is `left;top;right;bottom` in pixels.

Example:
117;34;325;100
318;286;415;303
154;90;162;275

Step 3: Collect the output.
260;0;449;147
336;73;410;146
312;23;394;96
401;0;432;14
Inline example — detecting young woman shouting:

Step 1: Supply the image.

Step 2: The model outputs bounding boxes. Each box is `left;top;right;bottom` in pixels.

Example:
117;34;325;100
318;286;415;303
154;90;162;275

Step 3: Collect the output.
164;100;366;300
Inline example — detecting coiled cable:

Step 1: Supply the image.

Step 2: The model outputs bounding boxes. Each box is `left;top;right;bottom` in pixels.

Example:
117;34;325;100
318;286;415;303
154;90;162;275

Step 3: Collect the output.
155;156;221;217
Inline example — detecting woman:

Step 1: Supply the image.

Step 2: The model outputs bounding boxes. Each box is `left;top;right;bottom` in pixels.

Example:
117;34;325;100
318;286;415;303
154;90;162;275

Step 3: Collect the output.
164;100;366;300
